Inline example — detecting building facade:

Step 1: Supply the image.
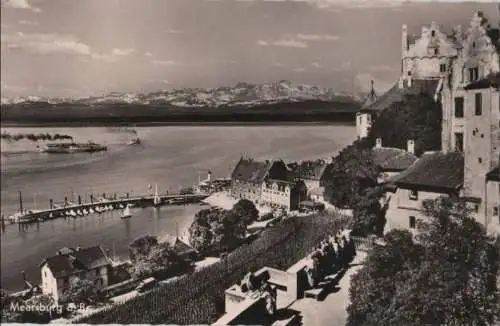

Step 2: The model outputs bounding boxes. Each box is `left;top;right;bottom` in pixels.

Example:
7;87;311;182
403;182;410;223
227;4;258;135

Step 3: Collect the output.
230;157;305;211
384;152;464;234
260;179;307;212
40;246;111;302
486;168;500;235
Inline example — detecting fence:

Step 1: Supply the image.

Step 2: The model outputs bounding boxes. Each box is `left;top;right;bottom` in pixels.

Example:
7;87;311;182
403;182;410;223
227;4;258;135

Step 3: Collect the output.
351;235;377;252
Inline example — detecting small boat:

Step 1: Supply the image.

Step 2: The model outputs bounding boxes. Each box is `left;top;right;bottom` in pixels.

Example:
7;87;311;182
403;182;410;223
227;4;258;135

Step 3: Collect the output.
107;205;114;210
127;137;141;146
153;184;161;207
121;205;132;219
119;204;124;209
77;210;83;216
89;208;95;214
69;210;77;217
83;209;88;215
49;213;53;219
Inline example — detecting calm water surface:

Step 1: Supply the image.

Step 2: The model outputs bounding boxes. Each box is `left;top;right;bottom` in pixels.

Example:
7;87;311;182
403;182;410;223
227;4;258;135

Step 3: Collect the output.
0;125;355;291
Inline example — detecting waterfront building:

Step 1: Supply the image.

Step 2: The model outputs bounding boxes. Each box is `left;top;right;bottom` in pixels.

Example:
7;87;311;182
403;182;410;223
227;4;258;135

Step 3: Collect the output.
230;157;306;212
40;246;112;302
290;160;328;200
230;157;289;203
260;179;307;212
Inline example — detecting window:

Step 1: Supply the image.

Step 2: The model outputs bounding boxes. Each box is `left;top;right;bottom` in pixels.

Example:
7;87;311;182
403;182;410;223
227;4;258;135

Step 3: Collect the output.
494;207;499;216
440;64;446;73
409;190;418;201
478;157;482;163
408;71;412;76
409;216;416;229
455;132;464;152
469;67;479;81
473;204;479;213
454;97;464;118
475;93;482;115
431;30;435;37
434;48;439;55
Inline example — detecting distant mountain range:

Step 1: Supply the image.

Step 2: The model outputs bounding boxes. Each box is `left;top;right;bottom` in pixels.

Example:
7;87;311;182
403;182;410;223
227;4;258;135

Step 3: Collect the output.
1;80;362;108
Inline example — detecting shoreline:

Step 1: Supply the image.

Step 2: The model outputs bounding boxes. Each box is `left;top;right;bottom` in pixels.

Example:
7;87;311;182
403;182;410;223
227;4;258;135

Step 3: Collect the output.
1;121;354;128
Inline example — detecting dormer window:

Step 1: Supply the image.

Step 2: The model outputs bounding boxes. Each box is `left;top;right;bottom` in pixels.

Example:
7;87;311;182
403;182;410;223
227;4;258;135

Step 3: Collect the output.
469;67;479;81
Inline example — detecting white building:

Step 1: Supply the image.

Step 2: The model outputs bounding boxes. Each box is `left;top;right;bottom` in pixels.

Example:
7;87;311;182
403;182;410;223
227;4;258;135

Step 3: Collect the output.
40;246;112;302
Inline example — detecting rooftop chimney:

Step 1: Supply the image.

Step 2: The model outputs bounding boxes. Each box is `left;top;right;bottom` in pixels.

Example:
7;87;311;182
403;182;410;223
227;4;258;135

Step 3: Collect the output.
376;138;382;148
407;139;415;154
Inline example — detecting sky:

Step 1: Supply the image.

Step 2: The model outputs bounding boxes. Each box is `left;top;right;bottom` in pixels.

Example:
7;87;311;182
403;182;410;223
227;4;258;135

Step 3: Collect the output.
0;0;498;98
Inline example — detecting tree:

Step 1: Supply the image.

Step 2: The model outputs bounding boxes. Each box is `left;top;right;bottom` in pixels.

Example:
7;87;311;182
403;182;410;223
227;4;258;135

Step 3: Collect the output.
61;278;100;305
346;229;423;326
367;93;442;156
321;142;379;208
232;199;259;226
351;186;386;236
129;235;159;263
347;196;499;326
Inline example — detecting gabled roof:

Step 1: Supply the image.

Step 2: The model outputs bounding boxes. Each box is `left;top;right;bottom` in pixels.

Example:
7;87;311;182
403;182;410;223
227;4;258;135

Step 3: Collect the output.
487;165;500;182
231;157;272;184
391;151;464;191
42;246;111;278
464;72;500;90
359;82;404;113
359;78;442;114
293;161;328;181
371;147;418;172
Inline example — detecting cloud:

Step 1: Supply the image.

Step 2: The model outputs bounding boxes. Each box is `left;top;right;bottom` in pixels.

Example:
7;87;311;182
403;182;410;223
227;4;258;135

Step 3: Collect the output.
144;52;153;57
311;62;321;68
1;0;41;13
112;48;135;56
273;62;285;67
18;20;39;26
332;61;351;71
293;68;306;72
257;38;308;48
3;32;93;56
368;64;398;72
2;32;131;62
167;28;184;34
152;60;179;66
296;33;340;41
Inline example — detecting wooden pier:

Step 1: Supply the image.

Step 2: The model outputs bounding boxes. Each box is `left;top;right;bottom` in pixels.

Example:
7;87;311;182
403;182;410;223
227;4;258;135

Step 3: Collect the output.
5;192;209;225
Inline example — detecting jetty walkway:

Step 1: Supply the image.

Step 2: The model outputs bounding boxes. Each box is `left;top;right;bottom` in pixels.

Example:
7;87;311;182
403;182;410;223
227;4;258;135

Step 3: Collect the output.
4;193;209;225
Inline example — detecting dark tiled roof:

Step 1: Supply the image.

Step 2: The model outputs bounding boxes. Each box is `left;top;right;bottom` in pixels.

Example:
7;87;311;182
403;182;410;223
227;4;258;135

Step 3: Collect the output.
487;166;500;182
359;82;404;113
359;78;441;113
464;72;500;90
294;161;328;180
371;147;418;172
231;158;271;184
42;246;110;278
392;151;464;190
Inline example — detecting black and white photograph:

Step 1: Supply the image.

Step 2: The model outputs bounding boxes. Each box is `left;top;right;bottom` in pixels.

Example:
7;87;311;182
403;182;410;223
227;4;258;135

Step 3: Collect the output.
1;0;499;325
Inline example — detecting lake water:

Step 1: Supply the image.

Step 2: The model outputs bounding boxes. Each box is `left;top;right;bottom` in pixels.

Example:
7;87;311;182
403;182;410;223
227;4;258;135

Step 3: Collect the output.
0;124;356;292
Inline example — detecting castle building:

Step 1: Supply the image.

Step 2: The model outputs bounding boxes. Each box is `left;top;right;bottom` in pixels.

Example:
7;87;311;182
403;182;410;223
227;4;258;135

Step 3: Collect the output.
382;11;500;235
440;11;500;234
